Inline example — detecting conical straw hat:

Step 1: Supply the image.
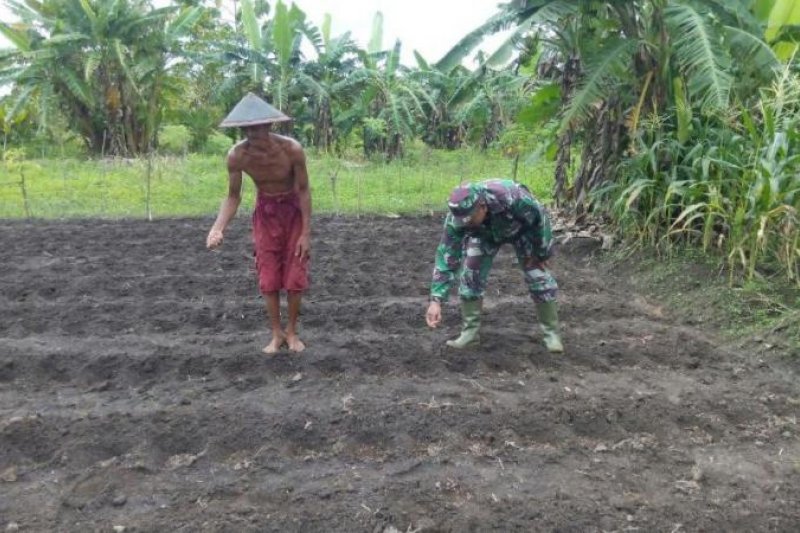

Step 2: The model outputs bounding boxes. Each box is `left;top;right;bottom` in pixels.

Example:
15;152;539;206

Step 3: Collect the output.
219;92;291;127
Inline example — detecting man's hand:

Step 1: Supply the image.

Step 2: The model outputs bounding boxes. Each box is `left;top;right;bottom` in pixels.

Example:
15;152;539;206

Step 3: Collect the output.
426;301;442;328
207;228;224;250
295;234;311;260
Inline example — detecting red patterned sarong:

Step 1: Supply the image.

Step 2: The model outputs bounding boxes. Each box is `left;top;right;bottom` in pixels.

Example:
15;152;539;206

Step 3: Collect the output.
252;191;309;293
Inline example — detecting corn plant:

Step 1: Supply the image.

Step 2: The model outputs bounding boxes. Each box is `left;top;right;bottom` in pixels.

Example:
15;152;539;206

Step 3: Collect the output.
732;67;800;281
596;64;800;284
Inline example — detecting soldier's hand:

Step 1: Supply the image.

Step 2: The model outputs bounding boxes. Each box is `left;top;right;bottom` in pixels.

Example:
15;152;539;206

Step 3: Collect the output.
207;228;224;250
426;301;442;328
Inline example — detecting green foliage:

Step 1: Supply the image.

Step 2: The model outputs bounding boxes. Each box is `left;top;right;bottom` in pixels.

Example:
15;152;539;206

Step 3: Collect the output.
765;0;800;60
293;18;361;151
0;148;553;218
435;2;577;72
1;1;535;161
202;132;234;155
445;0;797;284
2;147;38;217
558;37;637;134
497;124;537;158
367;11;384;55
158;124;191;155
452;0;793;194
595;63;800;284
665;3;733;111
673;77;693;145
754;0;778;21
619;246;800;356
363;117;387;137
517;83;561;127
2;147;28;170
353;37;434;159
0;0;203;156
234;0;308;111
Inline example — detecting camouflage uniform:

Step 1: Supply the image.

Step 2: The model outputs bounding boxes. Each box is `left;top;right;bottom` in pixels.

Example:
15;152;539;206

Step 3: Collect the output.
430;179;558;303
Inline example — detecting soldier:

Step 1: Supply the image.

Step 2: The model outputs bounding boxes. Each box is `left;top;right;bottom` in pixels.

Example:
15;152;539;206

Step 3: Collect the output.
425;179;564;353
207;93;311;354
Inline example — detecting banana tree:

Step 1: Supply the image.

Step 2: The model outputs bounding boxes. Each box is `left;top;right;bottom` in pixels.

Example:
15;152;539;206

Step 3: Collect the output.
412;54;472;149
0;0;203;156
450;0;781;209
230;0;308;113
419;29;535;151
424;74;468;148
268;0;307;112
351;12;433;159
452;65;532;150
295;14;362;151
761;0;800;60
163;3;238;150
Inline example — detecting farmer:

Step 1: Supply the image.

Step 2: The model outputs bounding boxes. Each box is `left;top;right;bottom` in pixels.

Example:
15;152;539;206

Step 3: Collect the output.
425;179;564;353
206;93;311;354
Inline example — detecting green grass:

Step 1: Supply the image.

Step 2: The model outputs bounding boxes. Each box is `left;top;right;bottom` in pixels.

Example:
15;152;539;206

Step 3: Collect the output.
614;245;800;357
0;148;555;219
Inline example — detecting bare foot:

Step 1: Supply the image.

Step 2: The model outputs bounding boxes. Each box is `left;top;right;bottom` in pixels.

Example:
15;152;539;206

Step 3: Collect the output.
286;334;306;353
262;333;286;355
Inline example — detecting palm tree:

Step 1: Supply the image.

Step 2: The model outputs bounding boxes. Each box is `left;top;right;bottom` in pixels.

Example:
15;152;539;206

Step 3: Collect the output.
0;0;203;156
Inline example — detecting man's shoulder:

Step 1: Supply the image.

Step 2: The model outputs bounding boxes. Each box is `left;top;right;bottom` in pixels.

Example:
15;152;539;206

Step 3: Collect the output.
226;140;248;166
270;133;304;152
228;139;248;156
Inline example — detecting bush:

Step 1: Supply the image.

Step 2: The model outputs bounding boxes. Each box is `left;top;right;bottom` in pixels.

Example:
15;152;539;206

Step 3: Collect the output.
597;66;800;284
158;125;191;155
202;132;234;155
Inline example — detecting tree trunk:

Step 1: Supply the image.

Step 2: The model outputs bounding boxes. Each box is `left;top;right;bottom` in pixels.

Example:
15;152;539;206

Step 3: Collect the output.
573;97;624;213
553;55;580;206
144;69;164;154
481;103;501;150
314;101;333;152
553;129;572;206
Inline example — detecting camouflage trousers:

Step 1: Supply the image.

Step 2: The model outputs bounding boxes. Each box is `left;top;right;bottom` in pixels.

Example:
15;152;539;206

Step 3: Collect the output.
458;235;558;303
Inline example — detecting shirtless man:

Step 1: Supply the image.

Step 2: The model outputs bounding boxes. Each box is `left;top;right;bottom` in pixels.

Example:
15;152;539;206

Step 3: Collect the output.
206;93;311;354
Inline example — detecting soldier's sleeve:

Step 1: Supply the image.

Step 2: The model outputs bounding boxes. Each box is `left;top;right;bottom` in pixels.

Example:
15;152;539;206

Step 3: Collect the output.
430;214;465;303
512;195;555;261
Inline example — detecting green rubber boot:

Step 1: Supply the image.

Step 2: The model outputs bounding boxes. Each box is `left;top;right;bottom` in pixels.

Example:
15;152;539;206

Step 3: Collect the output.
446;299;482;349
536;300;564;353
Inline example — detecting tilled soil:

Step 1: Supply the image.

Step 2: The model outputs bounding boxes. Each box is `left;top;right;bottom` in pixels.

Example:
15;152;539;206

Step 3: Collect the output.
0;216;798;532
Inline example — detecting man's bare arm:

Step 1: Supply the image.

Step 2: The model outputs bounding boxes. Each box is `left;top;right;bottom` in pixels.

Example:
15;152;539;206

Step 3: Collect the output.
292;143;312;259
207;150;243;249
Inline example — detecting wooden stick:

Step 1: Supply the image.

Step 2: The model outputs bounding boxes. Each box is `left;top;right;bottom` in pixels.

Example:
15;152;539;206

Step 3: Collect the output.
357;168;362;218
19;167;30;218
146;152;153;221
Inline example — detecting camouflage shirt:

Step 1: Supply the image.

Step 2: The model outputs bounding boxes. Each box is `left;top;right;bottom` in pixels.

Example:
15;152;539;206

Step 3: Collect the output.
430;179;554;302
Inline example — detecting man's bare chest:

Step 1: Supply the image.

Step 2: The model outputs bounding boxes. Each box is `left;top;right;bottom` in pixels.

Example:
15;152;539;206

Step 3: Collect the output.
241;148;292;180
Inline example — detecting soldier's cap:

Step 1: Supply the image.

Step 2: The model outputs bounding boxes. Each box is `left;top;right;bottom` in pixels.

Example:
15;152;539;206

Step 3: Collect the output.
219;92;292;128
448;183;483;227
